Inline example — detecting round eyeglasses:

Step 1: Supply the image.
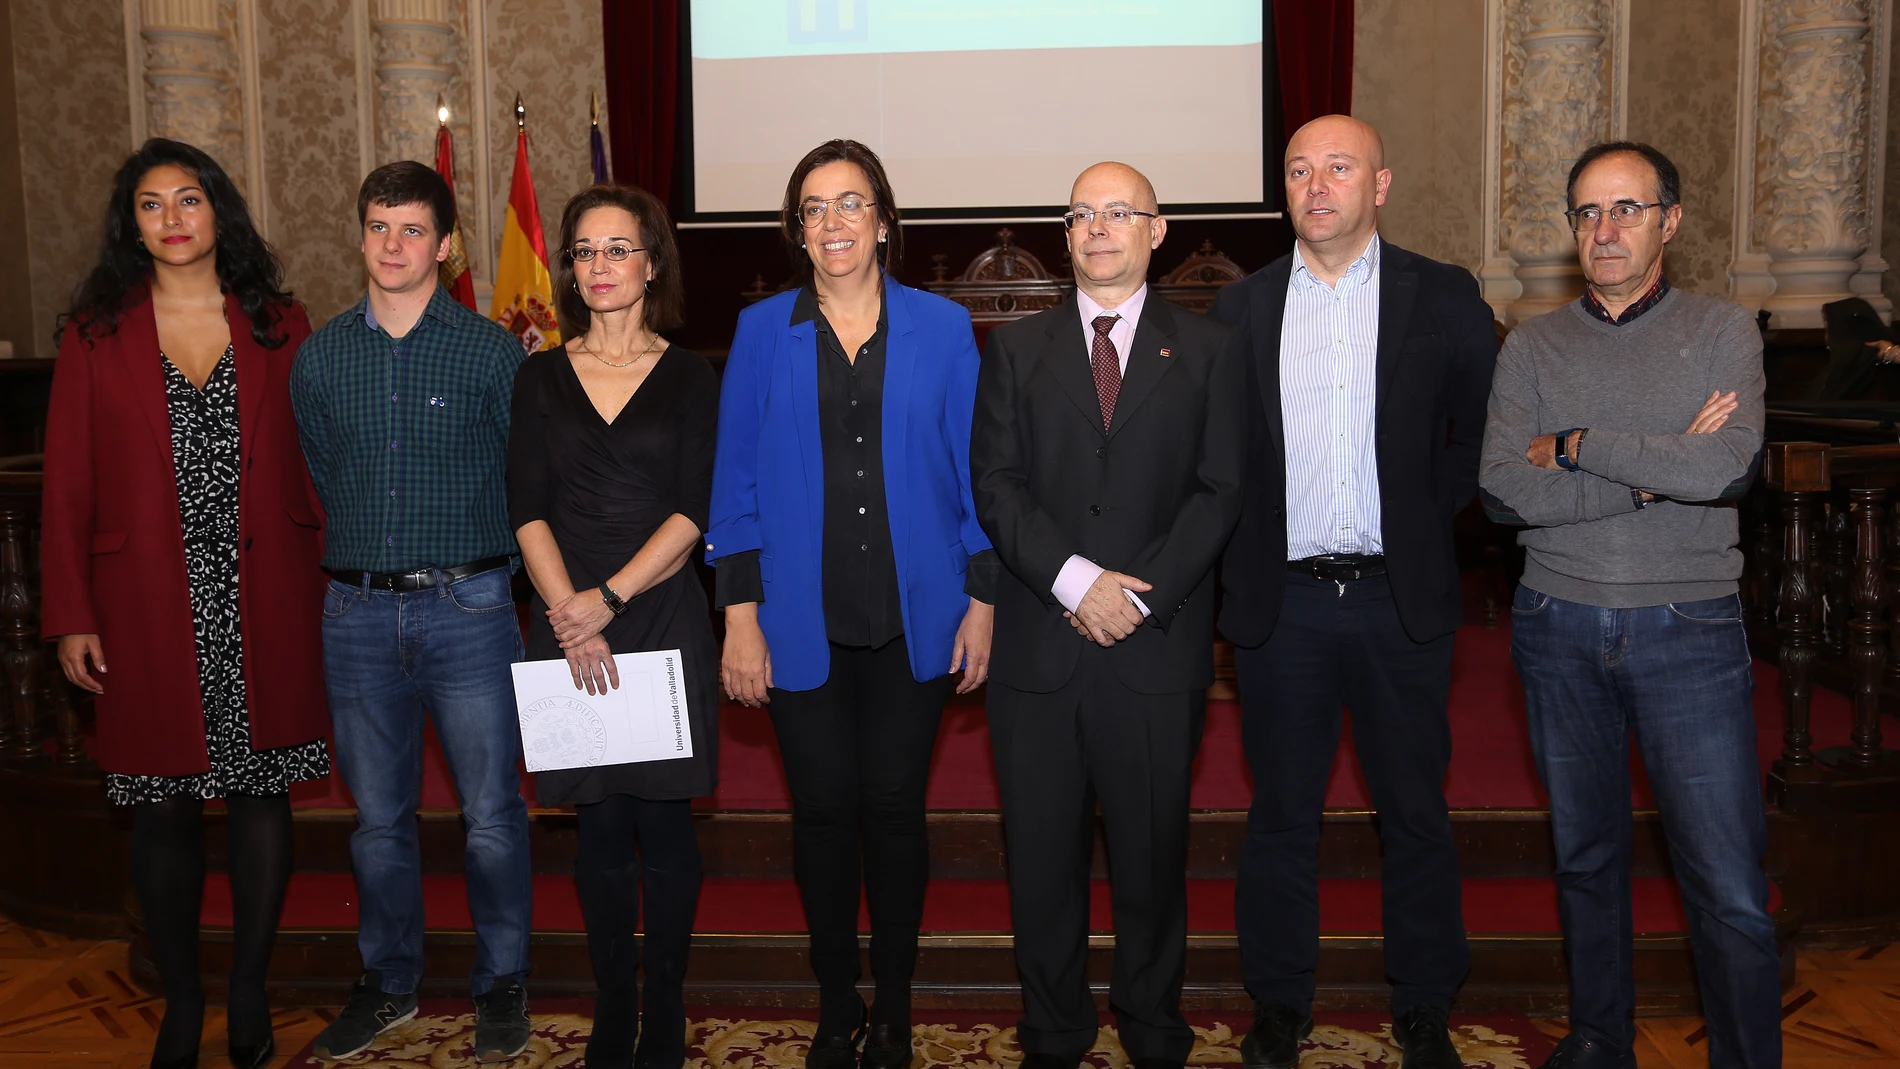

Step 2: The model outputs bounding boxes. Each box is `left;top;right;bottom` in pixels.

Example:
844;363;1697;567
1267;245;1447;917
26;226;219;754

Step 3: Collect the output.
799;196;876;228
569;244;646;262
1062;208;1158;230
1562;202;1663;232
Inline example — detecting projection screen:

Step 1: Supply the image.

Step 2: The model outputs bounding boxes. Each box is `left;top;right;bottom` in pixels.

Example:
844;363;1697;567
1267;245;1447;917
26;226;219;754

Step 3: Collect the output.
684;1;1268;221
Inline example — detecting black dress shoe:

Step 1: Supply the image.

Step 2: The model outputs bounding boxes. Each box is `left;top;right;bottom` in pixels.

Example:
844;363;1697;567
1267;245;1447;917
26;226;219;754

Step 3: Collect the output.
807;1017;867;1069
862;1023;913;1069
1240;1002;1313;1069
1537;1033;1636;1069
226;1035;275;1069
1019;1055;1080;1069
1391;1005;1460;1069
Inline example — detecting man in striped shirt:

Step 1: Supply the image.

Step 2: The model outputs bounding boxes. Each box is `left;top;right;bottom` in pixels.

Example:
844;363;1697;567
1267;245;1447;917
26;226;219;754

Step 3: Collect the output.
1208;115;1499;1069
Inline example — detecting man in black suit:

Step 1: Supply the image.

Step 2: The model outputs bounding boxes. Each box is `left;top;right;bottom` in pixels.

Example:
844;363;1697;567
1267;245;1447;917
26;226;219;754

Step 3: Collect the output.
1207;116;1498;1069
971;162;1244;1069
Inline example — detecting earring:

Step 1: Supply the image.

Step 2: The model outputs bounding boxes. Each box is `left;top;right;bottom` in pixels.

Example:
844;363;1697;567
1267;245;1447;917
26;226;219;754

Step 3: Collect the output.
572;281;581;293
878;234;887;243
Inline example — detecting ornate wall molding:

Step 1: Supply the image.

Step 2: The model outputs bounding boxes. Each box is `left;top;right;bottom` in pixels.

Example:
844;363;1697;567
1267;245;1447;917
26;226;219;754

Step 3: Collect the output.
1480;0;1630;323
1735;0;1892;326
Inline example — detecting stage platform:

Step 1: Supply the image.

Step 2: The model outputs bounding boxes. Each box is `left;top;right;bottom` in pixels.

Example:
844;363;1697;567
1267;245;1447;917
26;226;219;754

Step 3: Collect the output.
158;616;1837;1014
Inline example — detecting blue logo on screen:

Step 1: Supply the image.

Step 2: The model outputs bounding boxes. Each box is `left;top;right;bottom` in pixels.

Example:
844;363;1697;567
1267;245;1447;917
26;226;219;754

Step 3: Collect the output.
787;0;868;44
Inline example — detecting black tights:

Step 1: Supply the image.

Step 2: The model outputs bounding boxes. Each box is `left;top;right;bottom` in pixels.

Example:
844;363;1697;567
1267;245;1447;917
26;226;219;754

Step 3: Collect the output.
572;794;702;1069
132;793;293;1061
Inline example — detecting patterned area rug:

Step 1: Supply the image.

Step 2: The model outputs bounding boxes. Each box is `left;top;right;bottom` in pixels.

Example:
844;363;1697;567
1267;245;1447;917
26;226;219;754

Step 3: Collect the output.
284;1002;1550;1068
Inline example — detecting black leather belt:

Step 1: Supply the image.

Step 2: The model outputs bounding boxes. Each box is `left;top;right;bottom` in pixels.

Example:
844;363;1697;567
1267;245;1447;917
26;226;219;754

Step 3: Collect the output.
324;555;511;593
1288;554;1387;582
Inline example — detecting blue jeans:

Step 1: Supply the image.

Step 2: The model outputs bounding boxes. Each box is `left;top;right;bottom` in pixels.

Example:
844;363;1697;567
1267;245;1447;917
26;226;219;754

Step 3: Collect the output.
321;566;532;996
1511;586;1780;1069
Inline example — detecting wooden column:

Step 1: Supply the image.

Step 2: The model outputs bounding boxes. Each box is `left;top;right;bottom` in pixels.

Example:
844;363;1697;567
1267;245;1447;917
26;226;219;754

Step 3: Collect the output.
0;506;40;761
1847;487;1889;768
1779;489;1821;768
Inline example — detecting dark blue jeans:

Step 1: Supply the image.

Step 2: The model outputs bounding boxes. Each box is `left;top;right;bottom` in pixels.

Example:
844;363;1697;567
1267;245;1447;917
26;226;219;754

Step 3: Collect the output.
321;566;532;996
1511;586;1780;1069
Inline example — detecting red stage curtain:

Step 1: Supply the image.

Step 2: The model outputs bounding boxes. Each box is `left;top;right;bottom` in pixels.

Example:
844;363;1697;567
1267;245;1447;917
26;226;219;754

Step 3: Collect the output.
1274;0;1353;140
602;0;678;207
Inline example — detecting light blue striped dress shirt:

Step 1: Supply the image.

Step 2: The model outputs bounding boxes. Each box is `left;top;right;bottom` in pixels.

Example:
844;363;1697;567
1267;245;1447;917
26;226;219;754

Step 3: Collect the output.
1281;234;1383;558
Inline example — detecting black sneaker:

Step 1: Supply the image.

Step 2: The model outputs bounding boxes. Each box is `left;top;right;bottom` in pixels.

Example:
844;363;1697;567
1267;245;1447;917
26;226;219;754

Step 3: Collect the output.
473;978;533;1062
1240;1002;1313;1069
311;972;419;1060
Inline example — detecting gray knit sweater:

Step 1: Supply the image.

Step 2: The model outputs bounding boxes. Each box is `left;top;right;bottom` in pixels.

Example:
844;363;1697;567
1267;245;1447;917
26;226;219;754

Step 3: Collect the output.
1478;287;1764;608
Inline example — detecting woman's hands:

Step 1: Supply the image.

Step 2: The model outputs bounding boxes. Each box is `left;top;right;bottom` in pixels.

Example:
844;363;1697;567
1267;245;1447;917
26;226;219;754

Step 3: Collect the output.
548;586;616;648
564;634;620;696
721;604;773;706
57;634;106;694
951;599;993;694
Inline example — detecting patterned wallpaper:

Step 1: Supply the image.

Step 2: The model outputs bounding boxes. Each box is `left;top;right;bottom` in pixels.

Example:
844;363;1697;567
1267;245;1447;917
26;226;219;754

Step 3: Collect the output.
257;0;366;327
1351;0;1487;275
11;0;131;358
1626;0;1739;298
483;0;605;290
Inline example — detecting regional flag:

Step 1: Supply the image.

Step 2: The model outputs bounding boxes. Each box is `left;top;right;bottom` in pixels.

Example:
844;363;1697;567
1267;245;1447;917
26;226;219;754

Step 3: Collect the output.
491;107;560;352
434;122;478;311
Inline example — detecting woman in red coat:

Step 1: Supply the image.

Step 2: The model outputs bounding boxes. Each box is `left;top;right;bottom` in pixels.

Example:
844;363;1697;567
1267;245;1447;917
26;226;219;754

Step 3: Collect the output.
40;138;329;1069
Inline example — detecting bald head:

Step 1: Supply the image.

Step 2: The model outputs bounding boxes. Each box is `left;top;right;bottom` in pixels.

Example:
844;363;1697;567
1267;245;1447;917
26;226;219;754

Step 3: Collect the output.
1286;115;1384;172
1283;114;1391;269
1070;161;1159;214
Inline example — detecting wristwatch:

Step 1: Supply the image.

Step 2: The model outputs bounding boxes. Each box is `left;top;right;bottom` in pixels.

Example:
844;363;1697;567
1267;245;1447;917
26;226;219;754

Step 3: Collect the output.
598;582;629;616
1554;428;1587;471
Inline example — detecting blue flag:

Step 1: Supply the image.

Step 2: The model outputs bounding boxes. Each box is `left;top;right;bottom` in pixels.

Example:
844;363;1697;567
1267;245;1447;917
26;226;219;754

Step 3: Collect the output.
590;122;609;185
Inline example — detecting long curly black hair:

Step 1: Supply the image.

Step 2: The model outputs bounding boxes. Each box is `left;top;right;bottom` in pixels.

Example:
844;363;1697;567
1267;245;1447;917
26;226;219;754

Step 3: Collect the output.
58;138;293;349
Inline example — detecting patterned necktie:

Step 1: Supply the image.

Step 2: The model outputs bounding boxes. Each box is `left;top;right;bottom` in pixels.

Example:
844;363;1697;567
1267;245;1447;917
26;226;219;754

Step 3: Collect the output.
1090;313;1121;431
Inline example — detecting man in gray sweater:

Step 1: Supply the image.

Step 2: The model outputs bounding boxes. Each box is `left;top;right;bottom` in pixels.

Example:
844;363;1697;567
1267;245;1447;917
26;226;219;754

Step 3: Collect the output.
1479;142;1778;1069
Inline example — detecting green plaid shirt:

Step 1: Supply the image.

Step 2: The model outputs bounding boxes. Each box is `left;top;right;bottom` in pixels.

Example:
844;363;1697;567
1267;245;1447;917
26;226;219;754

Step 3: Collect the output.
290;286;525;573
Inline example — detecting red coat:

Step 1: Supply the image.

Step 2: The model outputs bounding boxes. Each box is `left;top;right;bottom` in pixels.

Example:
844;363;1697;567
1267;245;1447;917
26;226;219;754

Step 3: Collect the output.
40;290;330;777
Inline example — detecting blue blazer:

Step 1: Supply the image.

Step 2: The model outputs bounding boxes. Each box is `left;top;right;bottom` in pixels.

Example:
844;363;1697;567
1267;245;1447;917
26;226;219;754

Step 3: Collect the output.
706;279;992;691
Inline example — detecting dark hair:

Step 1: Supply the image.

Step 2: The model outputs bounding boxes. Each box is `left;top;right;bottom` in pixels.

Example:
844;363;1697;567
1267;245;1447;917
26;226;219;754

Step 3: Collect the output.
552;185;685;339
780;139;903;291
59;138;291;349
1566;140;1682;216
357;160;456;237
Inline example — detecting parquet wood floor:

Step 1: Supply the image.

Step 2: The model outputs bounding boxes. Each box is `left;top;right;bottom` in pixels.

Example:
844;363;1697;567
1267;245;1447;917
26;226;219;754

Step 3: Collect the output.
5;913;1896;1068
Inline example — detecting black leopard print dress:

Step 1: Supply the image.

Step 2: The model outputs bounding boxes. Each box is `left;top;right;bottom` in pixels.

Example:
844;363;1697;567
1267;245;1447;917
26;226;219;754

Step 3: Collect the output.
105;349;331;807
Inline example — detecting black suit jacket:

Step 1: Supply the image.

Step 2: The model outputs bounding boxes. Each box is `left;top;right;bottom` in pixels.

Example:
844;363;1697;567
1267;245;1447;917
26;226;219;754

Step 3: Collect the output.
971;293;1246;694
1207;239;1498;647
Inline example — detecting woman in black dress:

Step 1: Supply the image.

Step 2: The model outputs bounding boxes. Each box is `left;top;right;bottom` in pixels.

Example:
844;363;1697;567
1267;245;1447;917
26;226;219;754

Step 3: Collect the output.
506;184;716;1069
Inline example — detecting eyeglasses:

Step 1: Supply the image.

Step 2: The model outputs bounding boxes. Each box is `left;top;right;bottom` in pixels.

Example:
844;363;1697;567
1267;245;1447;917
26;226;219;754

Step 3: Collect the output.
1562;202;1663;231
1062;207;1158;230
798;196;876;227
568;244;646;262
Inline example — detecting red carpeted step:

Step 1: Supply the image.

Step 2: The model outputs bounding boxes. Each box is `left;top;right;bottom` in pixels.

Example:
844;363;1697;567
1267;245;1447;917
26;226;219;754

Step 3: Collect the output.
285;644;1855;813
207;872;1778;936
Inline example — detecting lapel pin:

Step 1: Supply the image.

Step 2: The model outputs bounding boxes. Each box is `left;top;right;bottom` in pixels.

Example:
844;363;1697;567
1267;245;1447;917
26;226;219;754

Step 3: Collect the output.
1159;348;1172;358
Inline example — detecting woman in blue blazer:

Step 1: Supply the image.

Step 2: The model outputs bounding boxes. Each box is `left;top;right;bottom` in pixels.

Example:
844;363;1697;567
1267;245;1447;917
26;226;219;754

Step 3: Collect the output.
706;140;994;1069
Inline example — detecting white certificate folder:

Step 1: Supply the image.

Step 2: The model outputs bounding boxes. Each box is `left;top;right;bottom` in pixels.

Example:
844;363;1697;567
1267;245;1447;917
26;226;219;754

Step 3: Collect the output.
510;650;694;772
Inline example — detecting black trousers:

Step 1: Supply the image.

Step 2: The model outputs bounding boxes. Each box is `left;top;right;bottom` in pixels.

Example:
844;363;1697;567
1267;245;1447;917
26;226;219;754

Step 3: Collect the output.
988;644;1205;1064
767;636;952;1033
1234;572;1469;1015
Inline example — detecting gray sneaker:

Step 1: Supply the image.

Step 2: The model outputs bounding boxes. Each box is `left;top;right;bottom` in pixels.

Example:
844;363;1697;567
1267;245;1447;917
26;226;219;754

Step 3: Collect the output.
311;971;419;1060
473;978;532;1062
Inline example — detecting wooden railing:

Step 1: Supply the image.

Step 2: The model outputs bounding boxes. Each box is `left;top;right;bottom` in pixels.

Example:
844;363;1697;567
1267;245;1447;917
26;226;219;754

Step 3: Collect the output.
1754;440;1900;810
0;456;90;769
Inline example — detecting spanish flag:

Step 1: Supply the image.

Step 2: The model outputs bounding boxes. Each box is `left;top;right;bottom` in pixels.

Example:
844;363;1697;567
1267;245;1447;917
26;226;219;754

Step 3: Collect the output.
434;120;477;311
491;96;559;352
